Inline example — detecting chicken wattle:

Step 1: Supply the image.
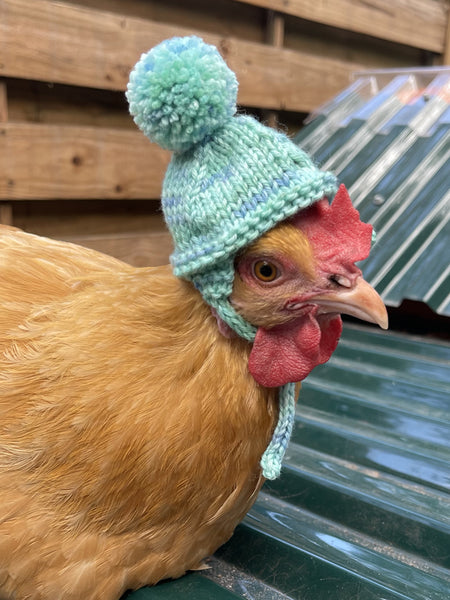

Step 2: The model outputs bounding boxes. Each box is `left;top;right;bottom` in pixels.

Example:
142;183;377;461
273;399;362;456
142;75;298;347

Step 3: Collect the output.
249;309;343;387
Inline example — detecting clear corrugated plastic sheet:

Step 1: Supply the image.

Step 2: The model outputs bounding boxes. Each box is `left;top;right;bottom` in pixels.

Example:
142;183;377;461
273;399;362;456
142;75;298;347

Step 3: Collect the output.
295;68;450;316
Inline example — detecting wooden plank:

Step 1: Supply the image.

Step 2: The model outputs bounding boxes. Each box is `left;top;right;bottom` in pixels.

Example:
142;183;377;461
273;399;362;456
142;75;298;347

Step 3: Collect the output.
11;199;172;265
0;122;170;199
13;202;166;237
74;0;266;44
0;83;15;224
63;231;173;267
233;0;448;53
0;203;13;225
444;9;450;65
0;0;360;112
0;80;7;122
266;10;284;47
7;78;132;129
264;10;285;128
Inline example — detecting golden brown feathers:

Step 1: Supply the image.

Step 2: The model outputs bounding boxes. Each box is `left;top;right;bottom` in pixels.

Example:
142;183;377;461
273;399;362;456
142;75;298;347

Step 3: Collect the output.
232;223;317;329
0;226;278;599
0;211;386;598
241;222;316;278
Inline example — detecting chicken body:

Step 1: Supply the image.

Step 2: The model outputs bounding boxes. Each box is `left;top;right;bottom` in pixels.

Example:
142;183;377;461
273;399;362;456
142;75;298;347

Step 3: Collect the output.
0;228;277;599
0;188;387;599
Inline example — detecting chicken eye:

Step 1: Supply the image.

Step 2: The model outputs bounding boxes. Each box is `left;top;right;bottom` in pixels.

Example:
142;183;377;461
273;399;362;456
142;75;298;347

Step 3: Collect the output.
253;260;279;282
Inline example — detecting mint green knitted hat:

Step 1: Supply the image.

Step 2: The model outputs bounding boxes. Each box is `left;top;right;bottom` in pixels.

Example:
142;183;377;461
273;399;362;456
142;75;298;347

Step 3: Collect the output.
127;36;337;479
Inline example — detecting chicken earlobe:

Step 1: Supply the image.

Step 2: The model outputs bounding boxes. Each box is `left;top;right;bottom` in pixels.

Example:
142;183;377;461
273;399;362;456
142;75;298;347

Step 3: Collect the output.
210;307;238;339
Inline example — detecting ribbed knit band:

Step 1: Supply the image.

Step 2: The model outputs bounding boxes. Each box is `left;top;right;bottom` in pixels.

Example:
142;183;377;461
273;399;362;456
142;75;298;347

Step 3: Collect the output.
165;116;337;279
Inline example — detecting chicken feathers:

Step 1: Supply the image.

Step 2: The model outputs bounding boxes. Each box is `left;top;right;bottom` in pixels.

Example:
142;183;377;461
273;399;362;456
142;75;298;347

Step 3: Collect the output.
0;226;277;599
0;200;388;599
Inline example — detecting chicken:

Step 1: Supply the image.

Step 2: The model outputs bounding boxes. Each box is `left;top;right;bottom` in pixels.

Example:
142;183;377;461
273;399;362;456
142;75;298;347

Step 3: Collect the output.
0;185;386;599
0;34;389;600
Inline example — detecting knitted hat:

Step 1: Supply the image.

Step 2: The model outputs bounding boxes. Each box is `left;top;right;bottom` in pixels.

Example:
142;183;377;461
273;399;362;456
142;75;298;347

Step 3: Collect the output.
127;36;337;478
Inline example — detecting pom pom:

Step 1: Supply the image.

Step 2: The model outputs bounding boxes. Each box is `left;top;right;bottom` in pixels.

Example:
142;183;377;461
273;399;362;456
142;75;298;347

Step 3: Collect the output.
126;36;238;153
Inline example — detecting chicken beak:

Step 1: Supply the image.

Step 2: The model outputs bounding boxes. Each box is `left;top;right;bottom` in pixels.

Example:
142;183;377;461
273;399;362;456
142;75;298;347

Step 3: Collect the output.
313;277;388;330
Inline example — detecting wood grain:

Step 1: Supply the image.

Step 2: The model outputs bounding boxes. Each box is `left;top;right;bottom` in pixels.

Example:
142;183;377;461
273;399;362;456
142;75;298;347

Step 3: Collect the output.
6;79;132;129
233;0;448;53
63;231;173;267
0;203;13;225
11;200;172;265
0;80;7;123
13;202;165;237
266;9;284;47
73;0;266;44
0;0;360;112
0;122;170;200
443;9;450;65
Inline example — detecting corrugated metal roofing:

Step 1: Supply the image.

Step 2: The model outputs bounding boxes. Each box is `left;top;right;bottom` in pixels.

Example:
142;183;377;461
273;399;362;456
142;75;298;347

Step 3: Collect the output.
294;68;450;316
124;324;450;600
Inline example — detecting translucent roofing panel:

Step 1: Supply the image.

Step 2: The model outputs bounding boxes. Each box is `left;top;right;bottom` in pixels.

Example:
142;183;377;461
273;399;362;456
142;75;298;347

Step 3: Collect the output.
295;68;450;316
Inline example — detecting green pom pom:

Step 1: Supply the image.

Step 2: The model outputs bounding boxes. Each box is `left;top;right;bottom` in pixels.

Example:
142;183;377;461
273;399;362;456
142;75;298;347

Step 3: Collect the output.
126;36;238;153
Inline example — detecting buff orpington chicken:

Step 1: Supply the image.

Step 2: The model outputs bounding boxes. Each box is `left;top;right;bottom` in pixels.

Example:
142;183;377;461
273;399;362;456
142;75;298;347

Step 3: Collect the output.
0;36;387;600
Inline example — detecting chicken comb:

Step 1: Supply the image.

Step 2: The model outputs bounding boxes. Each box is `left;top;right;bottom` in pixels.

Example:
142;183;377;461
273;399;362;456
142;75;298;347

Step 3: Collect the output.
292;184;373;273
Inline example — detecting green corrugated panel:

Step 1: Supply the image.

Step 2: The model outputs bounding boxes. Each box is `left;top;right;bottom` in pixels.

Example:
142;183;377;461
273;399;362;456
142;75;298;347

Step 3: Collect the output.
125;324;450;599
295;68;450;316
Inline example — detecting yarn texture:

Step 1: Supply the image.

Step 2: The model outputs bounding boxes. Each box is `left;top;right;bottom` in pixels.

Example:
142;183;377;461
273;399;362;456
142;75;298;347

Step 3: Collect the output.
127;36;237;153
127;36;337;479
260;383;296;480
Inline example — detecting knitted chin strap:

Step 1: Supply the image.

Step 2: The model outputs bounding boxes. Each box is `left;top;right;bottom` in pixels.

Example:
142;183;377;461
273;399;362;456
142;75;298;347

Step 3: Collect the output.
261;384;296;479
198;278;296;480
210;300;296;480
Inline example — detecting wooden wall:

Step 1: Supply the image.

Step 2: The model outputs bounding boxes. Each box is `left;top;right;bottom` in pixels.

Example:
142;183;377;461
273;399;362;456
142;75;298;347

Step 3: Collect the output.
1;0;449;266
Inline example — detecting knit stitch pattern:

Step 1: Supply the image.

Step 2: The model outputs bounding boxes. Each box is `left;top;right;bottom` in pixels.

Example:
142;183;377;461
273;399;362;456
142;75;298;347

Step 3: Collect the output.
127;36;338;479
164;116;337;279
260;383;296;480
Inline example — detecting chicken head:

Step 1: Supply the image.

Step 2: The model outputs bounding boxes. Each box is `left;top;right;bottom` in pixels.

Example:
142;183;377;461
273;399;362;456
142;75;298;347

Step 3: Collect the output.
230;185;388;387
